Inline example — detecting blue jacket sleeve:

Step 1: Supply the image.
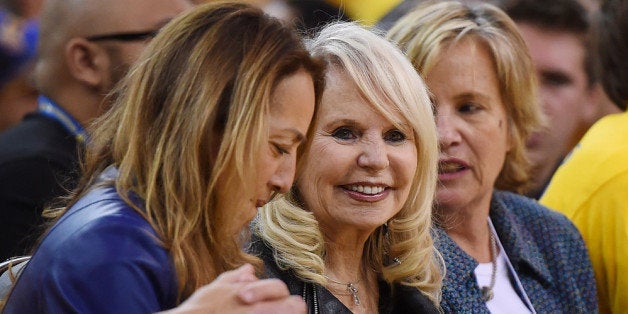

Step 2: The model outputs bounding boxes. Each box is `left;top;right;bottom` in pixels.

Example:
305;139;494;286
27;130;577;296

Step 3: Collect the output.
3;195;178;313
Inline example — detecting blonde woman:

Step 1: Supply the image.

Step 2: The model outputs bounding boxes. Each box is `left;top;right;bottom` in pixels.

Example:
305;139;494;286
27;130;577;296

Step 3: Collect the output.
3;2;325;313
388;1;596;312
251;22;442;313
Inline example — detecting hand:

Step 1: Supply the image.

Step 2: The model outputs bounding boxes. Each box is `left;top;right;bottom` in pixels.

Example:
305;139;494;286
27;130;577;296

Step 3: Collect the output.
158;264;306;314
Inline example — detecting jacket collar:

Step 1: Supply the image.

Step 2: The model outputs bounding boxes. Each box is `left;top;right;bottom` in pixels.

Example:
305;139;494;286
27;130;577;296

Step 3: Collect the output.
435;190;554;289
489;191;553;287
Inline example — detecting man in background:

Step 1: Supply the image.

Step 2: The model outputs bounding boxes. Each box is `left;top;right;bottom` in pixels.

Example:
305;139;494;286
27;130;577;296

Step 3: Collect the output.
504;0;619;199
0;0;193;260
541;0;628;312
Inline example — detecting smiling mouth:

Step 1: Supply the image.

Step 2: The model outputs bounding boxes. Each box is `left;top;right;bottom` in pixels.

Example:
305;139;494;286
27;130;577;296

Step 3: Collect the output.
438;162;467;174
343;184;387;195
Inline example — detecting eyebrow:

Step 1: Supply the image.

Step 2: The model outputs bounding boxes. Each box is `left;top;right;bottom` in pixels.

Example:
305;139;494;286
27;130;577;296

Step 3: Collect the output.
323;118;359;129
272;128;306;145
453;91;492;103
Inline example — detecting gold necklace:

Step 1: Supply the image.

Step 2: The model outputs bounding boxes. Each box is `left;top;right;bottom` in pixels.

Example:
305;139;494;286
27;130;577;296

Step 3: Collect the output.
480;231;497;302
324;275;361;306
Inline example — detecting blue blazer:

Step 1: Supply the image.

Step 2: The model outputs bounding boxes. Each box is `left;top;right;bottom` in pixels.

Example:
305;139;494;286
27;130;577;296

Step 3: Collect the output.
436;190;597;313
3;170;178;313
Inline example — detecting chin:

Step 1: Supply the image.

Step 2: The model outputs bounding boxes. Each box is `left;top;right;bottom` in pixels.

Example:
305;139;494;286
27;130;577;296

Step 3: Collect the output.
350;214;396;231
435;190;464;212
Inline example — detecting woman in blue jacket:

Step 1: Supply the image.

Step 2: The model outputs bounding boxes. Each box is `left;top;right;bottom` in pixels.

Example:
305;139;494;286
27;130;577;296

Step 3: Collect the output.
2;2;325;313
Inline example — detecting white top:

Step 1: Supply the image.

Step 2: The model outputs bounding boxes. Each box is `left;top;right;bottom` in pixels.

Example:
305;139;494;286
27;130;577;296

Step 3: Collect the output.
475;249;532;314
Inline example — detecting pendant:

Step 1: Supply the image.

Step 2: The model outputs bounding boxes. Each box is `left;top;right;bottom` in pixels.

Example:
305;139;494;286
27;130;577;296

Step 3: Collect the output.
481;286;494;301
347;283;360;306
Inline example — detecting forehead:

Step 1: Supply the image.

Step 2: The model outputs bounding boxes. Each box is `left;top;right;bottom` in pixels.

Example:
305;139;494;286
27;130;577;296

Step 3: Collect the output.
517;23;587;72
319;68;406;125
430;38;500;91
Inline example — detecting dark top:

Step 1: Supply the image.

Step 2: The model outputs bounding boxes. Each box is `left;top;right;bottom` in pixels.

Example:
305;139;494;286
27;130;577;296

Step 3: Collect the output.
3;168;178;313
248;235;440;314
0;112;81;260
435;190;597;313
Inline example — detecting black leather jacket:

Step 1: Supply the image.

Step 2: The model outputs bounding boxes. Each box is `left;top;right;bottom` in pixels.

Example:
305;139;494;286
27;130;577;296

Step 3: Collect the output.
248;236;440;314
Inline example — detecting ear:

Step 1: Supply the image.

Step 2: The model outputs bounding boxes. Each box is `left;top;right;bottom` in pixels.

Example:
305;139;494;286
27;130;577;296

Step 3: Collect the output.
578;83;603;126
65;37;110;89
588;83;622;118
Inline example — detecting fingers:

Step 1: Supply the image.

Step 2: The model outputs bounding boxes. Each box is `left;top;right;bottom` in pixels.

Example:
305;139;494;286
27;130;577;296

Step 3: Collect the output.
215;264;258;284
161;270;304;314
237;278;291;304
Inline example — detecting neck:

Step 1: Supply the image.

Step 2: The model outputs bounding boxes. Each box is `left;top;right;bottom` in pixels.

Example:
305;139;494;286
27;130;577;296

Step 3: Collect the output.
323;237;367;283
437;195;493;262
44;87;104;127
322;229;378;313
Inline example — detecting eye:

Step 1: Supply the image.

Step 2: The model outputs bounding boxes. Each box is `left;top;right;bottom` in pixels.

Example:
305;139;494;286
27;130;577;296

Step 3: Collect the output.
331;126;357;141
542;72;572;87
459;102;481;114
384;129;407;143
272;143;289;156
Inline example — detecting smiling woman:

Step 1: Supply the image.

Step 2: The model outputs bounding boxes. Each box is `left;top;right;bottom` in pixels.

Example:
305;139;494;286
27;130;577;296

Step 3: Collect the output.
250;21;441;314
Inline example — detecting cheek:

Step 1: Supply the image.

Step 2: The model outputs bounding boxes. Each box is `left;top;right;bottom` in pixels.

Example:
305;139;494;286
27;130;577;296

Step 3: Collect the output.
297;141;348;194
392;150;418;188
256;146;276;187
482;127;510;170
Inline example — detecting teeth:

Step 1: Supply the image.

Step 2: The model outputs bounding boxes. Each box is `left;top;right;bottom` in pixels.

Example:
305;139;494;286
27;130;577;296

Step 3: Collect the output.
348;185;385;195
439;162;463;173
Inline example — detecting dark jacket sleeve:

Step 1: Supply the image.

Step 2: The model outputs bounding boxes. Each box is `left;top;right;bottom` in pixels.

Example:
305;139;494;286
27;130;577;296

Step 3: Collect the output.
0;157;77;259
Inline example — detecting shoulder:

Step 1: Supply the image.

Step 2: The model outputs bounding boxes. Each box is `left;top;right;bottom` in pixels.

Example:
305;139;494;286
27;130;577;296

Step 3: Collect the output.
44;186;157;247
493;191;579;236
388;283;440;314
541;112;628;213
493;191;587;257
0;113;77;165
5;186;177;312
492;191;597;311
247;234;304;295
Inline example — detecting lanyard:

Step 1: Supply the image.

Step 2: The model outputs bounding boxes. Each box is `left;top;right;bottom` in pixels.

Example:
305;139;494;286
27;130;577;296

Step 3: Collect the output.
37;95;87;144
488;218;537;314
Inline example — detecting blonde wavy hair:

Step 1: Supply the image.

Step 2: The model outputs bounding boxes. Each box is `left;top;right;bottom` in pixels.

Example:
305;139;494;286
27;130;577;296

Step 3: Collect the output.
40;2;325;302
387;0;542;193
254;22;443;305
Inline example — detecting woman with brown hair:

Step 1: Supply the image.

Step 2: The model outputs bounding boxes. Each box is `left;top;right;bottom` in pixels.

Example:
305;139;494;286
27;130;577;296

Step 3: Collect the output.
2;2;325;313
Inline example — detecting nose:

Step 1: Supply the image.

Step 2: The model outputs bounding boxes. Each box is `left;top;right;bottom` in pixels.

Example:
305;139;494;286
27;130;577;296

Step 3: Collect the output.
357;138;389;171
268;156;296;194
436;113;461;150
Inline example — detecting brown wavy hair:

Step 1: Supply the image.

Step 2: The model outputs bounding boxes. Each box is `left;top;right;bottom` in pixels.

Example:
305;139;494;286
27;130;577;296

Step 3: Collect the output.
42;1;325;302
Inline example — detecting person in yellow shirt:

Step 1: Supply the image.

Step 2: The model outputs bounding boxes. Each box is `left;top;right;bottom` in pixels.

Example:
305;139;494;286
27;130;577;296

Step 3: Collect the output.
325;0;402;26
540;0;628;313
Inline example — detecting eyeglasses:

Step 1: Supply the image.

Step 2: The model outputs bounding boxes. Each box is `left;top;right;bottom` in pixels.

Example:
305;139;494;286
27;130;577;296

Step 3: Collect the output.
85;29;159;42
